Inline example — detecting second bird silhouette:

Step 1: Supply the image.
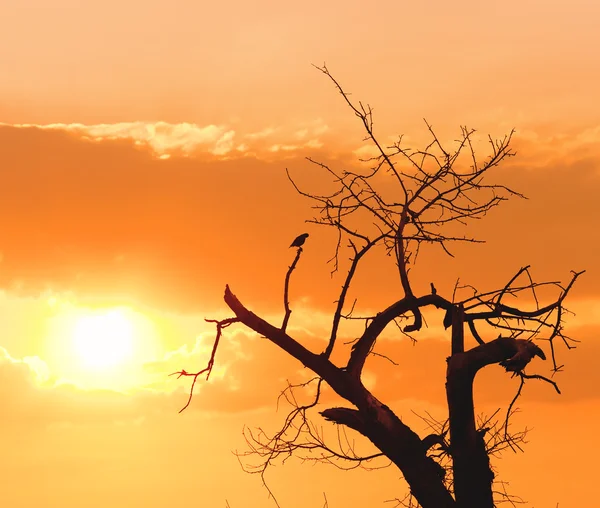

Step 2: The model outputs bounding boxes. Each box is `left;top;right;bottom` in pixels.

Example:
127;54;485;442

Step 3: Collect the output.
290;233;309;248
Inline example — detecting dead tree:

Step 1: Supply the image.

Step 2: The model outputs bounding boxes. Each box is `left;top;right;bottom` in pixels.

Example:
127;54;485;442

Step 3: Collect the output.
175;65;583;507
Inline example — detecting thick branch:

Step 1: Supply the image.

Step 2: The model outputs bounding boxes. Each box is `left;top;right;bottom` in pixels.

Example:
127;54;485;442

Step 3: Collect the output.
321;407;368;435
225;285;455;507
455;337;546;375
321;395;454;507
224;285;353;398
447;336;546;506
347;293;451;377
451;304;465;355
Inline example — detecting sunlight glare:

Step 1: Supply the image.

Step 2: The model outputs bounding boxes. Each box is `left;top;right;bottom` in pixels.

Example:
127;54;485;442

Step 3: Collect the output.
72;310;134;369
45;298;164;390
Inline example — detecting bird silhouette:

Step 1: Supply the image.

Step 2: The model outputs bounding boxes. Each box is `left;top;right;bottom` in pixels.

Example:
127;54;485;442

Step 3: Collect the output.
500;340;546;373
290;233;309;248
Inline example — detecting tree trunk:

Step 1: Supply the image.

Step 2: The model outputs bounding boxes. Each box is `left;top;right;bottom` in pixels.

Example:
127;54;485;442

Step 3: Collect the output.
323;395;456;508
447;305;494;507
446;354;495;507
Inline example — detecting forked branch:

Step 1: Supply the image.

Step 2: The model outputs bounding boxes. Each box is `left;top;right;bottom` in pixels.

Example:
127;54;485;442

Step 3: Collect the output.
171;316;239;413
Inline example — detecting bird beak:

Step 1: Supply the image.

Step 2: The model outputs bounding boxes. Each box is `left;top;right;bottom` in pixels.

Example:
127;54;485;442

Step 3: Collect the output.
534;346;546;361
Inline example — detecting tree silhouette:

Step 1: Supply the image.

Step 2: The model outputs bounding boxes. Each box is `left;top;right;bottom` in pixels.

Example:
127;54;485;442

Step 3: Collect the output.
175;65;583;507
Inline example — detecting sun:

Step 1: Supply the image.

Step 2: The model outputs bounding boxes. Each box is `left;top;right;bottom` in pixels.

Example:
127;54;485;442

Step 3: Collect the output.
72;310;134;369
45;300;163;389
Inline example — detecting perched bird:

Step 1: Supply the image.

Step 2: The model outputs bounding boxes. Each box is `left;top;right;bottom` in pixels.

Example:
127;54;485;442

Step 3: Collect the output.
290;233;309;248
500;340;546;373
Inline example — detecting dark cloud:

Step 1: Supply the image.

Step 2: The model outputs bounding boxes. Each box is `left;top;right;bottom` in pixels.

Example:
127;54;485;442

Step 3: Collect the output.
1;124;598;319
0;126;319;312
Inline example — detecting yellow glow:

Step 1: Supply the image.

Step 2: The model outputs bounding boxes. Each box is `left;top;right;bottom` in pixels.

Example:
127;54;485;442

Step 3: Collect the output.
45;301;162;390
72;310;134;369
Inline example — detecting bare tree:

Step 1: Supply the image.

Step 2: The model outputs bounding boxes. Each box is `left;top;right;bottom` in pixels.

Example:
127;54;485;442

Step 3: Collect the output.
175;65;584;507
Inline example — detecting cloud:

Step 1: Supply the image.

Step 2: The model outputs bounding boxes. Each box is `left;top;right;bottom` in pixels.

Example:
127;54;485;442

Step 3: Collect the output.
309;118;329;136
304;138;323;149
0;124;320;312
239;120;329;157
0;315;333;429
0;346;50;389
1;121;599;316
4;121;237;157
508;125;600;170
269;139;324;153
1;283;594;434
213;129;236;155
294;128;309;140
245;126;278;140
1;119;332;160
352;143;382;160
0;288;596;508
0;346;134;428
269;143;299;152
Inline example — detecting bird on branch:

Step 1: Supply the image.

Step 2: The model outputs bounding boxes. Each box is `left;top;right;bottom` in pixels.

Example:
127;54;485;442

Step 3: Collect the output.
290;233;309;248
500;340;546;373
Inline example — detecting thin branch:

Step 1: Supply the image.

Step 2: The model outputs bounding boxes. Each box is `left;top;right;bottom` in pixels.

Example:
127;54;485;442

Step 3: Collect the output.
171;317;239;413
325;233;386;358
282;246;305;332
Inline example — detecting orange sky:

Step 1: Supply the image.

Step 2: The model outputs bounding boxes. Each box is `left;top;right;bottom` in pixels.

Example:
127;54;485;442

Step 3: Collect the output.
1;1;600;506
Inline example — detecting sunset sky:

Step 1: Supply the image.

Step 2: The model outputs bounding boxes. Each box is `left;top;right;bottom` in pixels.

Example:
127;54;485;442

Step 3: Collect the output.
1;1;600;506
